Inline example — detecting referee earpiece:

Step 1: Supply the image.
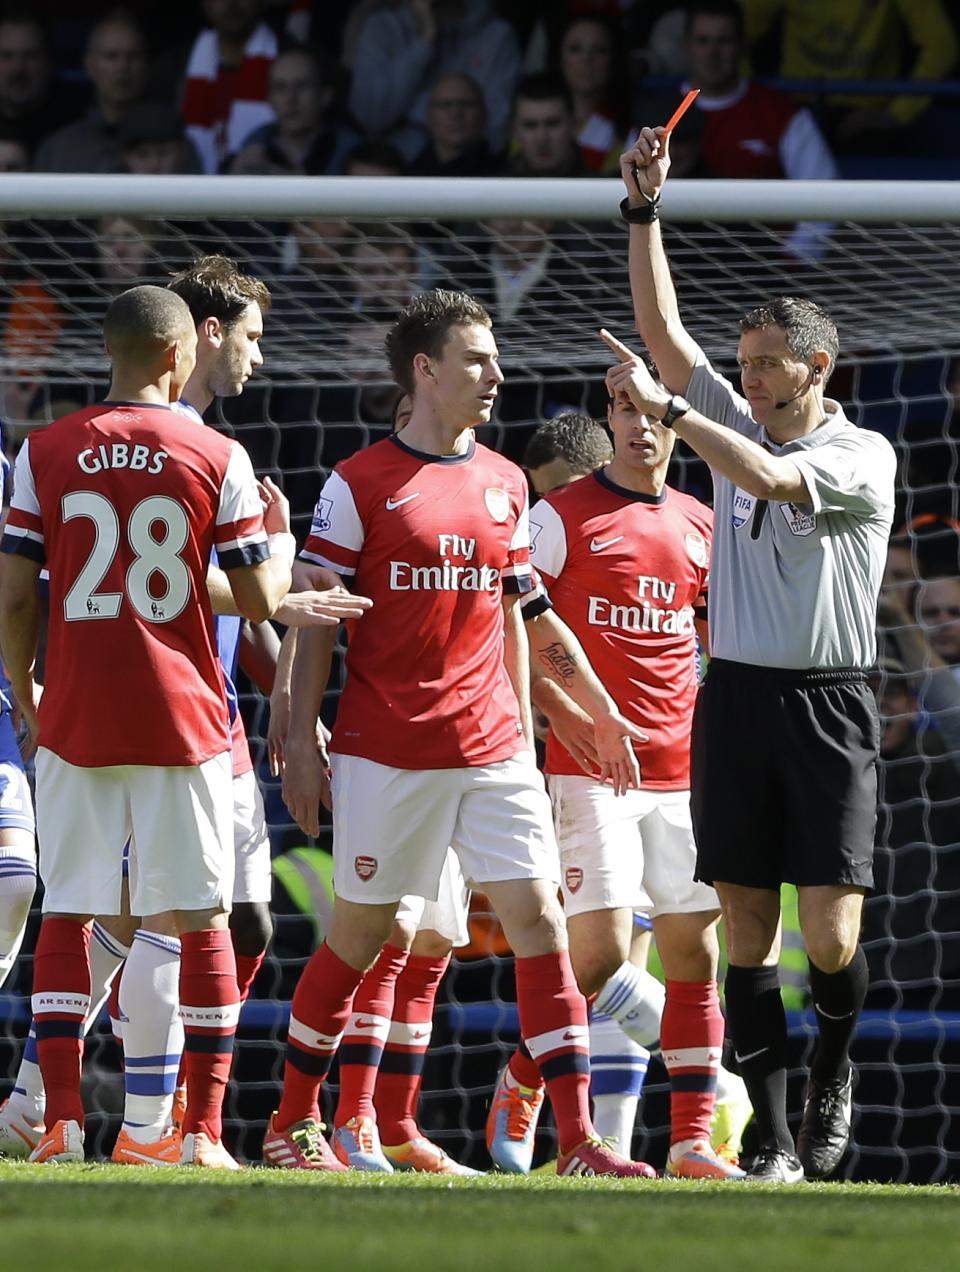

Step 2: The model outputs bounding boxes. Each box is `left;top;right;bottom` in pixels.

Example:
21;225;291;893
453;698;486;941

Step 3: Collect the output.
812;365;822;379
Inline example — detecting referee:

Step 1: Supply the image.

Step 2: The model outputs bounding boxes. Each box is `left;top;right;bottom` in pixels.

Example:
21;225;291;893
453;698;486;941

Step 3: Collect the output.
606;126;896;1182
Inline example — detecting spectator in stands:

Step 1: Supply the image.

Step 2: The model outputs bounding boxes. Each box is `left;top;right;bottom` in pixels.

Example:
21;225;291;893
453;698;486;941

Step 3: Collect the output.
349;227;419;321
862;656;960;1012
349;0;520;162
742;0;959;152
553;14;627;174
635;1;837;260
507;74;588;177
181;0;277;173
343;139;405;176
0;123;27;171
34;10;147;174
0;11;78;155
120;100;202;174
228;45;358;176
408;73;500;176
93;214;163;293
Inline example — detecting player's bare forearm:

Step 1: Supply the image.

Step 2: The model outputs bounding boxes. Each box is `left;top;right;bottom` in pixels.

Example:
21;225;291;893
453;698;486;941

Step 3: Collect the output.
206;563;235;615
527;608;617;720
267;628;298;777
671;410;807;502
627;223;697;395
238;619;281;696
224;555;292;624
287;624;335;748
502;594;535;751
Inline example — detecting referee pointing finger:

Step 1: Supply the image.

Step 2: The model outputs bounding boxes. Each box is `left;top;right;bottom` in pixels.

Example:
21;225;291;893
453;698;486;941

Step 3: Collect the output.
616;135;896;1182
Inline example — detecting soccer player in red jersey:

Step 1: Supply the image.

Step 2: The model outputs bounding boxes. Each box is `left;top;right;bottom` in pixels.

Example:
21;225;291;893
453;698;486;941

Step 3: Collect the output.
262;289;654;1179
493;354;745;1180
0;285;290;1166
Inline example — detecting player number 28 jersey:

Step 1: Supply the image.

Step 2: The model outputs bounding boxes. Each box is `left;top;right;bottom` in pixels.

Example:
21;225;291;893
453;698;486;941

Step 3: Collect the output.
302;434;534;769
530;469;713;789
1;402;268;768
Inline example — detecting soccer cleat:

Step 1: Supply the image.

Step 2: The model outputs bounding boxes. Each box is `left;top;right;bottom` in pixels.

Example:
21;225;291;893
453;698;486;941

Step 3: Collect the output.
180;1131;243;1169
665;1139;746;1180
171;1084;187;1134
112;1126;181;1166
486;1066;545;1174
0;1099;44;1159
745;1145;804;1183
557;1138;657;1179
29;1118;84;1164
710;1072;754;1159
384;1137;481;1177
262;1113;347;1172
796;1068;854;1180
332;1115;393;1172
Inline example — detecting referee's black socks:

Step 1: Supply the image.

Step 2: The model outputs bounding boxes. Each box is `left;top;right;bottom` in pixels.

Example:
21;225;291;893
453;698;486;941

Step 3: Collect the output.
807;946;869;1084
724;964;793;1153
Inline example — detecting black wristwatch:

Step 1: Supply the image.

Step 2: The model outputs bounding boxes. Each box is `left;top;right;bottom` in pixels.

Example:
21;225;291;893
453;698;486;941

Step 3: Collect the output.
659;394;691;428
619;194;660;225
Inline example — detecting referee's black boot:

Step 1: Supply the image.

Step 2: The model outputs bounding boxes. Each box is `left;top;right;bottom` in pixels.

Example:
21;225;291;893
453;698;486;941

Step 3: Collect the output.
796;1068;854;1179
744;1145;804;1184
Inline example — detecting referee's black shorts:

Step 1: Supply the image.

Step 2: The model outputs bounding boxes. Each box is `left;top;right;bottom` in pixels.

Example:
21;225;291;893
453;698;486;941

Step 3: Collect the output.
691;658;879;891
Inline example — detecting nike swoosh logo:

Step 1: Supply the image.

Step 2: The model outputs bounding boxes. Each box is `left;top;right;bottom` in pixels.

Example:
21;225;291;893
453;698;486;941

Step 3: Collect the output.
354;1020;379;1030
590;536;624;552
385;493;420;510
562;1030;584;1041
734;1046;768;1064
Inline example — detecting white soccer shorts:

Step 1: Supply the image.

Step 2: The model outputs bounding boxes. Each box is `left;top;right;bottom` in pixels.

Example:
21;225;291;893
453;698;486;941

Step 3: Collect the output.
330;751;559;907
232;768;272;905
36;748;234;916
548;775;719;919
395;848;470;947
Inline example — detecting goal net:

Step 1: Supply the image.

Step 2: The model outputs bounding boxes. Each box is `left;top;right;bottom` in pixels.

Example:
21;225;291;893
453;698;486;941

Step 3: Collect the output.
0;175;958;1181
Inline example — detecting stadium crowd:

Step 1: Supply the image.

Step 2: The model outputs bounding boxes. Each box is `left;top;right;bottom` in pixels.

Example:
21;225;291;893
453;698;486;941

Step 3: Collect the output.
0;0;958;1183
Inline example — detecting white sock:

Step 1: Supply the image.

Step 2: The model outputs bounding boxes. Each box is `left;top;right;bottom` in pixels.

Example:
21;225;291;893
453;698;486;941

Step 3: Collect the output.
592;961;666;1048
119;930;183;1144
589;1010;649;1156
0;861;35;989
84;921;130;1034
714;1063;746;1104
8;1023;45;1122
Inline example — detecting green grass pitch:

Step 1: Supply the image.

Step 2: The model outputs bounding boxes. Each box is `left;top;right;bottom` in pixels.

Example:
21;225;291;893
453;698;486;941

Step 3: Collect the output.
3;1165;959;1272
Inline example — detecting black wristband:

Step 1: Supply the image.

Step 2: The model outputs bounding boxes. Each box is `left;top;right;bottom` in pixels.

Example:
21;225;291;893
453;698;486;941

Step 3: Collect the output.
620;194;660;225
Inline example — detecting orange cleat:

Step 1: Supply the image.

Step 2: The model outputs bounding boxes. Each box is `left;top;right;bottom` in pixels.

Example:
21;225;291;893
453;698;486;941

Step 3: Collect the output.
0;1099;44;1159
383;1137;481;1177
112;1126;181;1166
171;1085;188;1134
29;1119;84;1164
665;1139;746;1180
180;1131;243;1169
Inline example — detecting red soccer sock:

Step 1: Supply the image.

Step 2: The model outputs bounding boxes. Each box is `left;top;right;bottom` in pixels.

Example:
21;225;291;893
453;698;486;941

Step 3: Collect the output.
660;978;724;1146
507;1039;543;1091
276;942;364;1132
335;943;409;1127
234;951;265;1003
179;928;240;1142
375;951;449;1144
32;918;92;1130
515;950;592;1154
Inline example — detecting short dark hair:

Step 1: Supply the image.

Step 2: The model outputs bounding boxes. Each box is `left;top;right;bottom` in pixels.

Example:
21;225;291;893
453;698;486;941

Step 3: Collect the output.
386;289;492;396
685;0;745;37
343;140;405;174
103;284;193;360
740;296;839;377
168;255;270;327
523;412;612;474
514;73;573;116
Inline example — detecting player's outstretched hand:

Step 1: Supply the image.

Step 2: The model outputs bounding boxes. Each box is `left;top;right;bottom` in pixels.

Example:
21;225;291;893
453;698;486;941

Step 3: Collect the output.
276;587;373;627
592;710;647;796
620;126;670;205
259;475;291;536
601;329;669;417
282;736;328;837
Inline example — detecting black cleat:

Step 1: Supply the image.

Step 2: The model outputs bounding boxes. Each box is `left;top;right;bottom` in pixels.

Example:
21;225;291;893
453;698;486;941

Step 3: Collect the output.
796;1069;853;1179
745;1145;804;1184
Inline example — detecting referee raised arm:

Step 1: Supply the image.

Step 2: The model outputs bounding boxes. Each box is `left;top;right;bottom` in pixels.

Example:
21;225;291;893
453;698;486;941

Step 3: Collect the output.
611;126;896;1182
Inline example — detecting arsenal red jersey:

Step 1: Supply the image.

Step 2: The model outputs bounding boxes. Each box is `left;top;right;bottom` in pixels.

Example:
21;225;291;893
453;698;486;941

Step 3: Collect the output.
301;434;534;769
529;469;712;789
2;402;269;768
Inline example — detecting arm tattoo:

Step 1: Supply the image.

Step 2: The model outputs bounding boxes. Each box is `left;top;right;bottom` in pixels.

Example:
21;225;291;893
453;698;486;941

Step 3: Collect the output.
539;641;579;685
